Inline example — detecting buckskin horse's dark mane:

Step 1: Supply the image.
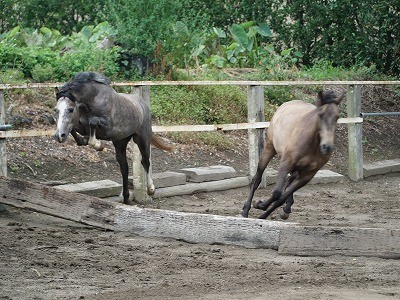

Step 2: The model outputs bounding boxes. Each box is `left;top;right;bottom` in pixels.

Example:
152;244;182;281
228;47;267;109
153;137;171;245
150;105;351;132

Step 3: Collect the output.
316;90;337;106
56;72;111;101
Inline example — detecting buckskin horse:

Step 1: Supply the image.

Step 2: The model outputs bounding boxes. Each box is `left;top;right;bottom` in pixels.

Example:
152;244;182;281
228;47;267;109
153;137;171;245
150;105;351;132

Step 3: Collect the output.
242;90;345;219
54;71;173;204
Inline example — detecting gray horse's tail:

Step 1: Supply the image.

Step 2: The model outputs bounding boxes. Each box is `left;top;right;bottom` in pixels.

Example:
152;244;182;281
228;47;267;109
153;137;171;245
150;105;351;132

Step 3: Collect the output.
151;134;174;152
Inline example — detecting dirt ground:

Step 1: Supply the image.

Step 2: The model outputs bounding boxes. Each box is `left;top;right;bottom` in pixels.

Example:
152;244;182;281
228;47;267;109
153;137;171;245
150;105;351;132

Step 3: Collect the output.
1;174;400;300
1;85;400;299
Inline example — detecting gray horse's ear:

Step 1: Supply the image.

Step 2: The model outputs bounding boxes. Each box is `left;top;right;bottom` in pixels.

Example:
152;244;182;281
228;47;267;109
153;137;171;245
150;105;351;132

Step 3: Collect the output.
54;87;60;96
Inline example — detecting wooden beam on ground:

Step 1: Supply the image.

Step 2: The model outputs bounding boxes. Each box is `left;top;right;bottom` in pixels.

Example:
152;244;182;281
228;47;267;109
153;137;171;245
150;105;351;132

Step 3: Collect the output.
0;176;116;230
2;176;400;257
115;205;293;249
279;226;400;259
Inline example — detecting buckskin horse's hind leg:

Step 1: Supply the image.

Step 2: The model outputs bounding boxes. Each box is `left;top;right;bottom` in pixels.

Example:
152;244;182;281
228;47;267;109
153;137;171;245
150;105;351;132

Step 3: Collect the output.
241;140;276;218
259;170;315;219
133;133;155;196
113;137;131;205
280;172;298;220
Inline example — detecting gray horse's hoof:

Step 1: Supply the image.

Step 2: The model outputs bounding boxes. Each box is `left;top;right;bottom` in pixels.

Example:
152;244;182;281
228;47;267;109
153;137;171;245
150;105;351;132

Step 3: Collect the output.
147;184;155;196
280;211;290;220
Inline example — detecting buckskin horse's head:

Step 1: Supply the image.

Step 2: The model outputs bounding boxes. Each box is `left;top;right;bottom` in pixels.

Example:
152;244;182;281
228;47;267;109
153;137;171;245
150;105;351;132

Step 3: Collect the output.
315;90;345;155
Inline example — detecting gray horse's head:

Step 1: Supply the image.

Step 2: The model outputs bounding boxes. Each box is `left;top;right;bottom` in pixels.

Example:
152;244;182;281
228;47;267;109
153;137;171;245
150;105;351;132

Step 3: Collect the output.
54;86;80;143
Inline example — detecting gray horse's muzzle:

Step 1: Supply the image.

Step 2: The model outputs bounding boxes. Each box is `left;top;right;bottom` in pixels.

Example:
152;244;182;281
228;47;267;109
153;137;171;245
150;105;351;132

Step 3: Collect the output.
54;132;68;143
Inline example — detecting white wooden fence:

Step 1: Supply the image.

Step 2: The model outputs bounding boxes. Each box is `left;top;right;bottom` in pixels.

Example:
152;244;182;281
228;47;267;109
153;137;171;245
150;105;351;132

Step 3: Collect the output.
0;80;399;200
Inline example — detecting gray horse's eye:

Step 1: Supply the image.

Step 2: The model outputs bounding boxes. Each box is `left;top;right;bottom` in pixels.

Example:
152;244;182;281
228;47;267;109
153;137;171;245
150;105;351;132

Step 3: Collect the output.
68;108;74;113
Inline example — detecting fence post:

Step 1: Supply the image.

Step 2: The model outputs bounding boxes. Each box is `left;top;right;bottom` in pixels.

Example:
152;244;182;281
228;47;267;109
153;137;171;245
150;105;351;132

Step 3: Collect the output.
347;85;363;181
247;85;266;187
131;86;152;203
0;90;7;211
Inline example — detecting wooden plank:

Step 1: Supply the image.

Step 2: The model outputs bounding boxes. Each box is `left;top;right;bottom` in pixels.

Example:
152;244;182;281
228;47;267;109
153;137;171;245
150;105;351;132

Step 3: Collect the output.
0;119;361;138
112;80;400;87
279;226;400;259
247;86;266;187
0;129;54;138
114;204;295;249
347;85;364;181
154;176;250;198
1;80;399;90
0;176;116;230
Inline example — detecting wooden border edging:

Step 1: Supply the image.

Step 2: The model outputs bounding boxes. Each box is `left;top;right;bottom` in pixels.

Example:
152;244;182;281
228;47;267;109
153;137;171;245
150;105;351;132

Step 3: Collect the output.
1;176;399;257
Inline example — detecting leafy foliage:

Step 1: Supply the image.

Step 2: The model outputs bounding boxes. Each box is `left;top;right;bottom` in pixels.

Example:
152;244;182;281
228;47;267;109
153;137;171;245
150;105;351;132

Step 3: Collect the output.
0;23;120;81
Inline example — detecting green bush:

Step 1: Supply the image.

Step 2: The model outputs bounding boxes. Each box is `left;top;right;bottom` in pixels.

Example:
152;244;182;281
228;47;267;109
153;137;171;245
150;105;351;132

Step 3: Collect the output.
31;64;55;82
0;24;121;82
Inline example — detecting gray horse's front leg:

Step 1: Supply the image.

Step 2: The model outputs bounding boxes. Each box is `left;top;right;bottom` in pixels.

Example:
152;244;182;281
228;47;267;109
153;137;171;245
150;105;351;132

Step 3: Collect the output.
71;130;89;146
88;117;105;151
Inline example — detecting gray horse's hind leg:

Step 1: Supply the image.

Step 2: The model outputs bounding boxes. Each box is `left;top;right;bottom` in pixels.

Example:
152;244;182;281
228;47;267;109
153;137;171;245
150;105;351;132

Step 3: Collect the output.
133;133;155;196
113;137;131;205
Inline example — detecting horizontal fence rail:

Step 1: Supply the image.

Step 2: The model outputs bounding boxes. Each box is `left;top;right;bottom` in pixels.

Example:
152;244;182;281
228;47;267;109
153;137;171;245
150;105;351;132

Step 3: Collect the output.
0;117;363;138
360;112;400;118
0;80;399;90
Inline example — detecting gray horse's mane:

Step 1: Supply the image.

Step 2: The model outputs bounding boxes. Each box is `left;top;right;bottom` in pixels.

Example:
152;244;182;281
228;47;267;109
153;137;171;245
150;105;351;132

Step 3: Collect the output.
56;72;112;101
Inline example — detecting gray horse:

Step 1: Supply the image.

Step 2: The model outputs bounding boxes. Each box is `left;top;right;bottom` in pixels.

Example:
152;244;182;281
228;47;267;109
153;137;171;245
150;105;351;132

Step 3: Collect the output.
54;72;173;204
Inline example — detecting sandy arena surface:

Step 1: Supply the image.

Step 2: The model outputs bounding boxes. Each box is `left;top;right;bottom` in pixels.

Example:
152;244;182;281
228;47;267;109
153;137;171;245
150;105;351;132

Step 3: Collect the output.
1;174;400;300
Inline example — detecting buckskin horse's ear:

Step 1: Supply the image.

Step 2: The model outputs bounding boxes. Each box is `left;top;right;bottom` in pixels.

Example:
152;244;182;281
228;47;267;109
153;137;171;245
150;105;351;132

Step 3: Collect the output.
335;91;346;105
315;91;324;107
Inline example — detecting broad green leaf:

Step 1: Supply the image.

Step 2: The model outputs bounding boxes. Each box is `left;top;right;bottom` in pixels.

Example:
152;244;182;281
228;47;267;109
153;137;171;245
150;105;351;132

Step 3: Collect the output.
80;26;93;41
257;24;272;37
230;24;249;48
281;48;292;57
40;27;52;38
213;27;226;38
226;42;239;51
294;51;303;58
240;21;256;30
173;21;189;37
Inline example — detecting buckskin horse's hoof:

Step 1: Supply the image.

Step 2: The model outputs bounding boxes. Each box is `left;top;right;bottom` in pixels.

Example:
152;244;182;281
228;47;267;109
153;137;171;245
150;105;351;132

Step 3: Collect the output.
254;200;267;210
